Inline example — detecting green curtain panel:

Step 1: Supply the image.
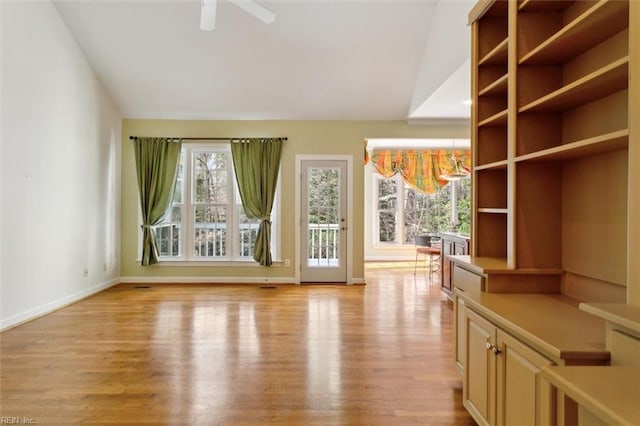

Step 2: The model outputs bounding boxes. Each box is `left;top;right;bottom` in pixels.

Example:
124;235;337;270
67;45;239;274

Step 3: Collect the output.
133;137;183;266
231;138;283;266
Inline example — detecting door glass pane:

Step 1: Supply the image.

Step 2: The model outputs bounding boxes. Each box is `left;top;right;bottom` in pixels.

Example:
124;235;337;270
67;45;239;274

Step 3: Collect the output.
307;167;340;267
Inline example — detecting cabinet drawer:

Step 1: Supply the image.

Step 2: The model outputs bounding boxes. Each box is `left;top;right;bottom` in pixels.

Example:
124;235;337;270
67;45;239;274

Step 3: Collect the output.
454;266;484;293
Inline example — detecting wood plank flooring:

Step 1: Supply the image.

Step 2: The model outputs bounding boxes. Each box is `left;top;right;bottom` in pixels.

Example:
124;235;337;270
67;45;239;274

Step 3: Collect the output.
0;267;474;425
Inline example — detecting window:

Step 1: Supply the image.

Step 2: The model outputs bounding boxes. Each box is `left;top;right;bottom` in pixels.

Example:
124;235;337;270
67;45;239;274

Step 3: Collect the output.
373;173;470;245
153;142;277;262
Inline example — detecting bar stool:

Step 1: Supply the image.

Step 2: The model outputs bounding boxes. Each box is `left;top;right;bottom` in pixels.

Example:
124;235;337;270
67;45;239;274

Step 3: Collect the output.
414;235;441;276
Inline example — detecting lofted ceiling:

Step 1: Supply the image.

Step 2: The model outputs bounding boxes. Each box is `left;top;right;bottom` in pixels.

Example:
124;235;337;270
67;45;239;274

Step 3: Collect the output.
53;0;473;121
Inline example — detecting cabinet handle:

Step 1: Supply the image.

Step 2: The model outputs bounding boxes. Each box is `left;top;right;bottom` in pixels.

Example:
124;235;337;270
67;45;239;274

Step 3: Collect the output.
485;342;502;355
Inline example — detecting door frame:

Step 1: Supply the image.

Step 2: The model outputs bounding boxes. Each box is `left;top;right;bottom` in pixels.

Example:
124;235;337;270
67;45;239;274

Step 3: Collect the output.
295;155;354;284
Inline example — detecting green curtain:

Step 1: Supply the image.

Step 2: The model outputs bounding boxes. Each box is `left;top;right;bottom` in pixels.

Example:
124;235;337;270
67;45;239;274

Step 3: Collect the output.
231;138;283;266
133;137;183;266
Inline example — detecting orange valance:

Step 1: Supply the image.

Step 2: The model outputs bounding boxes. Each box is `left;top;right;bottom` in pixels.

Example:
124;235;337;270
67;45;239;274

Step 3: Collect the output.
370;149;471;194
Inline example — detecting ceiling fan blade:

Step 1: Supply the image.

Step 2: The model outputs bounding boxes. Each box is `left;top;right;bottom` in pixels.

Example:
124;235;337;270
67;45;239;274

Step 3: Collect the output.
200;0;217;31
228;0;276;25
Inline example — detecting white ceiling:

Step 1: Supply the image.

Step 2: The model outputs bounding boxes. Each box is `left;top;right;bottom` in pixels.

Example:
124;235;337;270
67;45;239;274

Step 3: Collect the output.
53;0;473;121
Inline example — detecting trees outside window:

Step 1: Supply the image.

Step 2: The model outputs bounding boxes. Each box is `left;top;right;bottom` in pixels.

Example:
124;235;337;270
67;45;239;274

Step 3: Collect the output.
374;173;470;245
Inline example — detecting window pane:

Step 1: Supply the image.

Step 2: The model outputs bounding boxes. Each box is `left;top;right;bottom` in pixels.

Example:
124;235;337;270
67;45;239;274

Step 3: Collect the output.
156;205;182;257
377;179;397;210
404;187;431;244
378;211;396;242
194;206;227;257
456;179;472;235
173;154;184;203
193;152;229;204
430;185;451;234
238;206;259;258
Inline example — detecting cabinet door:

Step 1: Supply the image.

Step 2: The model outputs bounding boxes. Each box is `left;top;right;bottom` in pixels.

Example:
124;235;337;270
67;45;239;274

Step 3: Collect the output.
496;330;555;426
464;308;497;426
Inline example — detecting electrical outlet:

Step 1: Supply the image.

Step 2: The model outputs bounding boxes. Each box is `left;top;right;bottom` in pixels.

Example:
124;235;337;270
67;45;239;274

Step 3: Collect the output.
83;268;89;277
284;259;290;267
103;263;108;271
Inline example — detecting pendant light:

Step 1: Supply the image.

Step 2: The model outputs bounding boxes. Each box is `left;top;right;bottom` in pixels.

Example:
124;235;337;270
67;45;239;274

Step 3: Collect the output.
440;140;470;182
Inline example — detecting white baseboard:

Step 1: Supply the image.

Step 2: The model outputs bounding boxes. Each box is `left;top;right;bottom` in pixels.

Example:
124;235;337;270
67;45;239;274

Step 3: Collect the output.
1;278;120;331
119;276;298;284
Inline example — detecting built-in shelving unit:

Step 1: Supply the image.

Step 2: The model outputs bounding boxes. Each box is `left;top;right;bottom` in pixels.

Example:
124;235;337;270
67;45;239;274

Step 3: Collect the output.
468;0;634;300
458;0;640;426
459;1;639;423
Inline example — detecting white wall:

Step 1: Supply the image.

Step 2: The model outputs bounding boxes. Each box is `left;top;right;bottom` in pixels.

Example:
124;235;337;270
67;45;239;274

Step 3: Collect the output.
1;1;122;329
409;0;474;115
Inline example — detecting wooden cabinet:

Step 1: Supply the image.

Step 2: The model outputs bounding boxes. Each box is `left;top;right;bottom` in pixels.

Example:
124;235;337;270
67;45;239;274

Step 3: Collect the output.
463;306;554;426
455;290;609;426
439;232;470;297
454;265;484;372
496;330;555;426
468;0;635;301
464;308;497;425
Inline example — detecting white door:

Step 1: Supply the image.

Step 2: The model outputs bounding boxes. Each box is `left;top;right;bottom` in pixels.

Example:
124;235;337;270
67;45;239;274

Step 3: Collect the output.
300;160;348;283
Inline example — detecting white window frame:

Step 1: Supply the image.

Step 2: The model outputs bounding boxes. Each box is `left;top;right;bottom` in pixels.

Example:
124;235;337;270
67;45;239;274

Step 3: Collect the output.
138;141;280;265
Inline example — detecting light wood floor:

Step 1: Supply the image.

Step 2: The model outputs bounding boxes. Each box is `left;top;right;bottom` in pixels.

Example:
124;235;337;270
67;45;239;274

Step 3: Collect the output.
0;267;474;425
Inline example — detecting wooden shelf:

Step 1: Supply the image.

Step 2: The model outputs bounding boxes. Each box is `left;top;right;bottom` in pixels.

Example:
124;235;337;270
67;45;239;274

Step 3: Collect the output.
515;129;629;163
479;38;508;66
478;109;508;127
475;160;508;171
519;57;628;113
519;0;629;65
479;73;508;97
477;208;508;214
580;303;640;334
518;0;574;13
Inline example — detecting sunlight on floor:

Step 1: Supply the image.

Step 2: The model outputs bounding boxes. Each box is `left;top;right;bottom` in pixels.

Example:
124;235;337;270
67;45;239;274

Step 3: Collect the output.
365;261;439;274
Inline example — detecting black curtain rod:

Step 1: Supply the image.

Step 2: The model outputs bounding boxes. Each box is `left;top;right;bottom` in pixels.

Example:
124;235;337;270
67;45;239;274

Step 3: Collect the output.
129;136;287;141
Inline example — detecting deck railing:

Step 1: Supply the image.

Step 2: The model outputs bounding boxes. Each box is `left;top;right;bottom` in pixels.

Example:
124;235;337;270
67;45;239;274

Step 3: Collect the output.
156;223;341;261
